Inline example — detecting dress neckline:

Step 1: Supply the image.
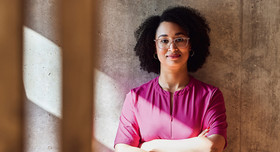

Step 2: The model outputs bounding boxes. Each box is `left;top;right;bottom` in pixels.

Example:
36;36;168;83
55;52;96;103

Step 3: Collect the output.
154;75;195;96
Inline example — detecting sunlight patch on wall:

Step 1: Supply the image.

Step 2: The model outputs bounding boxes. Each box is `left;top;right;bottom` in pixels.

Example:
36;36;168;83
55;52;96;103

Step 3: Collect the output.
23;26;62;118
93;69;123;150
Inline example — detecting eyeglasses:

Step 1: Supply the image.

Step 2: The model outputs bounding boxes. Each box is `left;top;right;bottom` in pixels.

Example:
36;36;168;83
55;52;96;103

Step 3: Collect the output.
154;37;190;49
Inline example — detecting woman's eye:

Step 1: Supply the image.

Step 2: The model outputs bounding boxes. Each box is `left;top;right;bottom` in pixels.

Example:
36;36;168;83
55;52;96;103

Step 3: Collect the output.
160;39;169;44
175;38;184;42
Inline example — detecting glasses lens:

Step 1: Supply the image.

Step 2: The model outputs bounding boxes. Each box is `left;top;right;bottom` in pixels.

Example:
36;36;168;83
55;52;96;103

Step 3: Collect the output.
157;38;169;49
174;38;188;48
156;38;188;49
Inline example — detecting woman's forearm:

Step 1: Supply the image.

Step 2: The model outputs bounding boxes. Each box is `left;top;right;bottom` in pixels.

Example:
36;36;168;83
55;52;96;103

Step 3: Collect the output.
141;134;225;152
141;137;212;152
115;144;147;152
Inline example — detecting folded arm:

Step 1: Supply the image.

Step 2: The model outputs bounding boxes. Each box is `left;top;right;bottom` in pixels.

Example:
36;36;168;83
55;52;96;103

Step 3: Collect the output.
140;134;225;152
115;144;147;152
115;130;225;152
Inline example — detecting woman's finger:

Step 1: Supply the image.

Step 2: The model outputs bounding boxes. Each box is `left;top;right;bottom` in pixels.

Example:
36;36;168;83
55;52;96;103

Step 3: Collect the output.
198;128;210;137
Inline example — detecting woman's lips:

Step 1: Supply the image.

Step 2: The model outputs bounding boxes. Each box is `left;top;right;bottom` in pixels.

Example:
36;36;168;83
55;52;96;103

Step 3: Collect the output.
166;54;181;59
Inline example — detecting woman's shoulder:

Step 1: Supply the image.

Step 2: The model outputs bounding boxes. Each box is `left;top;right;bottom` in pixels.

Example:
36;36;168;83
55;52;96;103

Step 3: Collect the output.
191;76;221;94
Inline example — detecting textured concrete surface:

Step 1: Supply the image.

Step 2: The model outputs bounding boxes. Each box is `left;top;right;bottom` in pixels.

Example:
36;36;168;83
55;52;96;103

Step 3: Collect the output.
23;27;61;151
95;1;242;151
24;100;60;152
241;0;280;151
95;0;279;152
23;0;279;152
23;0;61;152
23;26;62;118
24;0;61;45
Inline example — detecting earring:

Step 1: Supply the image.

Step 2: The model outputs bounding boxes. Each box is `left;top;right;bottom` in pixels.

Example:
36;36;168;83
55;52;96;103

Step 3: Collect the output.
153;53;158;60
190;50;194;57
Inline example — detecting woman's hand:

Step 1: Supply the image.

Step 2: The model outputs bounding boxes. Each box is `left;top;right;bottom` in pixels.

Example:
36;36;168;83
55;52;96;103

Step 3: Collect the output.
140;129;211;152
140;140;158;152
198;128;210;137
139;128;224;152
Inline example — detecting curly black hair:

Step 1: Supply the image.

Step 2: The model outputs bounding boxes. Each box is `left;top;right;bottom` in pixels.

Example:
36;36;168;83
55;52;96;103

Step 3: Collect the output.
134;6;210;74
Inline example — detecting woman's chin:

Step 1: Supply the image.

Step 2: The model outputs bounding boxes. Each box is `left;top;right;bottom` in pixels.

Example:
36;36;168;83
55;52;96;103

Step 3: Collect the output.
161;61;187;70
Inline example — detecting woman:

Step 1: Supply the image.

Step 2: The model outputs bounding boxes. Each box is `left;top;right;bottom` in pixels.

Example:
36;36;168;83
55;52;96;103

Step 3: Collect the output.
114;6;227;152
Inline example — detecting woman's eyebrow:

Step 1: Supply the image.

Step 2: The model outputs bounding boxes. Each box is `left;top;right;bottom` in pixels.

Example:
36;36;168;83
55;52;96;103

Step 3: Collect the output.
157;32;186;38
175;32;186;36
157;34;168;38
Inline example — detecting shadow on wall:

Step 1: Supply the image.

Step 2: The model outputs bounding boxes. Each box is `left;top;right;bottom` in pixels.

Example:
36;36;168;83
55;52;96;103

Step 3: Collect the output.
24;93;61;152
25;95;114;152
23;24;115;152
93;139;114;152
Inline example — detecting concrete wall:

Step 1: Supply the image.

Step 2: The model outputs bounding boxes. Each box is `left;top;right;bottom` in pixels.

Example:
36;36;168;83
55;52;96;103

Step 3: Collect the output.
23;0;61;152
23;0;279;152
95;0;280;152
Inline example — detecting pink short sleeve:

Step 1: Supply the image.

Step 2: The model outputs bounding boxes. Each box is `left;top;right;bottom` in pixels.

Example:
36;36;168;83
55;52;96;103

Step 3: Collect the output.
114;91;140;147
203;88;228;147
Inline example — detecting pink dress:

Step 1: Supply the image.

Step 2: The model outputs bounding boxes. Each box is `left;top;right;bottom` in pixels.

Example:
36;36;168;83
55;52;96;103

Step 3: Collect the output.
114;76;227;147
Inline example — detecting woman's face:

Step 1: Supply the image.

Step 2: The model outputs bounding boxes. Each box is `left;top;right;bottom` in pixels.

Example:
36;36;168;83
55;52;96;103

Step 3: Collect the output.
155;21;191;70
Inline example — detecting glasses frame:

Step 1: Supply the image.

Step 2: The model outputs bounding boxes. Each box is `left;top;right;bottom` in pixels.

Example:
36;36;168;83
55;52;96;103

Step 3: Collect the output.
154;37;190;49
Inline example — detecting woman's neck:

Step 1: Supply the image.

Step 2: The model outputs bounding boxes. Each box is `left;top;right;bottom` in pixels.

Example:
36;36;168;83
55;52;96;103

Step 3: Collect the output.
158;65;190;93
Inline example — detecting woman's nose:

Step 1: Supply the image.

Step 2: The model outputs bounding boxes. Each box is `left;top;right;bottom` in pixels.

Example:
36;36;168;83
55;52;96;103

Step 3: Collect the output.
168;42;178;51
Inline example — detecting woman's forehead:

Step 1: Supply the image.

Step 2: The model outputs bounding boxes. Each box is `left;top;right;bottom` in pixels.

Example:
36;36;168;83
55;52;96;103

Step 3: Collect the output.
156;21;187;38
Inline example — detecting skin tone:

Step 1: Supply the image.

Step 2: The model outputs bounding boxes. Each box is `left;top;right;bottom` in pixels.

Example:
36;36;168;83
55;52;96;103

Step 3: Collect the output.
156;29;190;82
155;21;190;113
115;21;225;152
